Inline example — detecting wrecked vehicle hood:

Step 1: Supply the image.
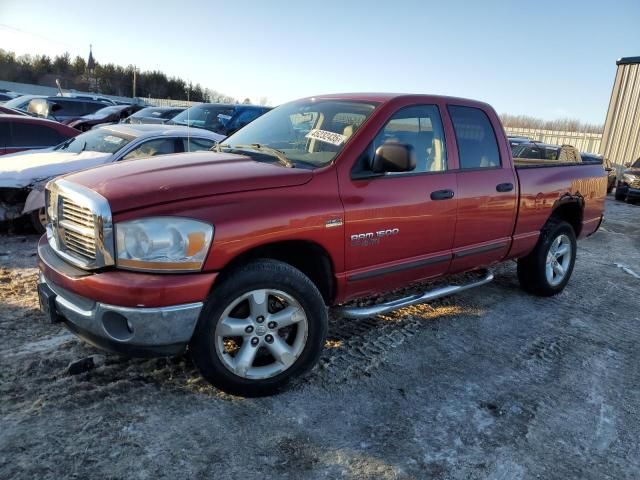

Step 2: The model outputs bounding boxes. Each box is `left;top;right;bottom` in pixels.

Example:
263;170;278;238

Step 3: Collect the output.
64;151;314;213
0;151;113;188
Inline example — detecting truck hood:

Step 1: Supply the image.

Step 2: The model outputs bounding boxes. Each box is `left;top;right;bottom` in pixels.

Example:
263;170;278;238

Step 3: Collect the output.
0;150;113;188
63;151;314;213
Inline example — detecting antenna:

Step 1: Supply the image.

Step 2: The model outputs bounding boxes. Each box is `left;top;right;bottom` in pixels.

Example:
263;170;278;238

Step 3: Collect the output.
186;81;190;152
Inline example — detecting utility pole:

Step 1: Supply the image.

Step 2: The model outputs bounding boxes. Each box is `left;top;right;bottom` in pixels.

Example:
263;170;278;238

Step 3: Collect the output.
132;67;137;99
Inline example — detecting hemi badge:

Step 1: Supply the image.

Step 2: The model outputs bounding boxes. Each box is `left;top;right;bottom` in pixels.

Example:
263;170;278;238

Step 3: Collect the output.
325;218;343;228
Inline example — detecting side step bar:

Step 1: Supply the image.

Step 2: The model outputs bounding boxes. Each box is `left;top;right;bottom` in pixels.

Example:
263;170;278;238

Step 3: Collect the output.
336;270;494;319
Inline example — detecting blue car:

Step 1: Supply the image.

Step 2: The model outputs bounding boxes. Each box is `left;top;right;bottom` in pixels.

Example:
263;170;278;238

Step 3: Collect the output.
169;103;271;136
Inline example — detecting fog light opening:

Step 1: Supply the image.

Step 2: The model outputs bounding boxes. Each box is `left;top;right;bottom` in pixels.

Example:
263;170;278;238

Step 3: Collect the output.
102;311;135;342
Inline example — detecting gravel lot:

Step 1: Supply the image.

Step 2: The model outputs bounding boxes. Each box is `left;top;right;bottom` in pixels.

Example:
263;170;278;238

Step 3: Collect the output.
1;197;639;480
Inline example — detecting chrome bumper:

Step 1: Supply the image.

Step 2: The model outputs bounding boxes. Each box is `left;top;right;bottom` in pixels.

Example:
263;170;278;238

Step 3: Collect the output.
39;274;203;356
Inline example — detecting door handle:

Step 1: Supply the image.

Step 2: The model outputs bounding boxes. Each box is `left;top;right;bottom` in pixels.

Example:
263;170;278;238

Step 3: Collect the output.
496;183;514;192
430;189;455;200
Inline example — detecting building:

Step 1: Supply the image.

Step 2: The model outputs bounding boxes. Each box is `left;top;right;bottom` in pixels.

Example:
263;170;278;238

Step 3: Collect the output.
600;56;640;166
86;45;97;91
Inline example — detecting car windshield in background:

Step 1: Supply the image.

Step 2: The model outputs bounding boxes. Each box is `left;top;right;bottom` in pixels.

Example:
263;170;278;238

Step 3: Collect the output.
221;99;378;168
632;158;640;168
3;95;37;110
54;128;132;154
171;105;235;131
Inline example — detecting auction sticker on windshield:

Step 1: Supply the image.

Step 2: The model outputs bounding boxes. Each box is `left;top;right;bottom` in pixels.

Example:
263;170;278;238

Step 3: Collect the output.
305;129;346;146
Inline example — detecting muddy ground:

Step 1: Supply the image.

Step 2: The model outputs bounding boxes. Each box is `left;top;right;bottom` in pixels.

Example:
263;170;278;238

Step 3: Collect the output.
1;197;639;480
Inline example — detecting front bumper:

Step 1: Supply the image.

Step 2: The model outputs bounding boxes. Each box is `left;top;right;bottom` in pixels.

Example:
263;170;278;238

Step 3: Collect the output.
39;273;203;356
37;236;214;357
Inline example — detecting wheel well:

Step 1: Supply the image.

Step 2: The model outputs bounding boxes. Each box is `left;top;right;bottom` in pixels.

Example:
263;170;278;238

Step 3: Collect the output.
218;241;335;304
550;200;583;237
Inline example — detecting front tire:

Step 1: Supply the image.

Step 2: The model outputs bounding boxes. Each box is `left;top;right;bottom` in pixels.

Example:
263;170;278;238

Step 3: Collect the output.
190;259;327;397
29;208;47;234
615;187;626;201
517;220;577;297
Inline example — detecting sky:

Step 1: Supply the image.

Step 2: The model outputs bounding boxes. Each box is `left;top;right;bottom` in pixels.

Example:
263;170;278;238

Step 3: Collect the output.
1;0;639;124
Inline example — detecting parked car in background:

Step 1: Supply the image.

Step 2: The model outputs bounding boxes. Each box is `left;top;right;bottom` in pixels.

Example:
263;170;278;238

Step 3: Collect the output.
581;152;616;193
511;142;582;164
67;104;146;131
0;124;223;232
36;93;606;396
27;97;110;124
123;106;186;125
59;93;118;105
0;105;29;116
3;94;47;111
0;91;21;103
615;157;640;202
169;103;270;135
507;135;531;147
0;114;79;156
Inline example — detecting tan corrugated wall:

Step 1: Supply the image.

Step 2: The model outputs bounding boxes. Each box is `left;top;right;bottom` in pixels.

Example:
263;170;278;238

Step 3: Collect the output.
600;59;640;166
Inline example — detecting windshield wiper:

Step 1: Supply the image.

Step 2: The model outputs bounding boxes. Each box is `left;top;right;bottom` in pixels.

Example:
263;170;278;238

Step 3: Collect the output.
56;137;75;151
221;143;294;168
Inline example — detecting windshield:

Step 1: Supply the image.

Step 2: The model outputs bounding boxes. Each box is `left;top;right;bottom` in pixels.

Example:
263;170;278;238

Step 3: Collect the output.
171;105;235;131
221;99;378;168
54;128;133;154
4;95;39;110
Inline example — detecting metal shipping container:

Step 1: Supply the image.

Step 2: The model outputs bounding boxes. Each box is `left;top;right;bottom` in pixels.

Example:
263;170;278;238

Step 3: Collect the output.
600;56;640;167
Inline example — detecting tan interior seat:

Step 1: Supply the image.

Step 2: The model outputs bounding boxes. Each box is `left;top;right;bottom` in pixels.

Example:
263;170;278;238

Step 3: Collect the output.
429;137;444;171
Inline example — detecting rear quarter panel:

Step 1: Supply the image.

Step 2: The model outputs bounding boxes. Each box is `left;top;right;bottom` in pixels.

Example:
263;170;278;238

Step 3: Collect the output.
509;164;607;258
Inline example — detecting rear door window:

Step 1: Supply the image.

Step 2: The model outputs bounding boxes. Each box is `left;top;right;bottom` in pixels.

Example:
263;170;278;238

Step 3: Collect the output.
544;147;559;160
10;123;64;147
520;146;542;159
448;105;501;169
0;122;9;147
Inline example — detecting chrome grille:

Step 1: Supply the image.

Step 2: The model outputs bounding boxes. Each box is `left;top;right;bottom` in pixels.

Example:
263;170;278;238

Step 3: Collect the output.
46;179;115;270
630;178;640;189
60;196;97;262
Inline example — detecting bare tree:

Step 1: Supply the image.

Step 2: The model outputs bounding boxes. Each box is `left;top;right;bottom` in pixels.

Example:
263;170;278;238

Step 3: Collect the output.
500;113;603;134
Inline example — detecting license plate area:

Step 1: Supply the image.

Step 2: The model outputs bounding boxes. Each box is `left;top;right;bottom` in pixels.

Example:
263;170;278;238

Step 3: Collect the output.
38;282;61;324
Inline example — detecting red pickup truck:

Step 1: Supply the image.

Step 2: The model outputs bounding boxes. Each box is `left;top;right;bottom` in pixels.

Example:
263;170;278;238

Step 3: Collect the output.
37;94;606;396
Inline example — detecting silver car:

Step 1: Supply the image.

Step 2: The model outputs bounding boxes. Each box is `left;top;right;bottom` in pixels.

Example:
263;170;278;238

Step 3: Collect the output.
0;124;224;232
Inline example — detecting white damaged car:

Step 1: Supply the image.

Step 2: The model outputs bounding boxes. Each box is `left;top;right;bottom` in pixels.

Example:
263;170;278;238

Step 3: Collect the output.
0;124;223;232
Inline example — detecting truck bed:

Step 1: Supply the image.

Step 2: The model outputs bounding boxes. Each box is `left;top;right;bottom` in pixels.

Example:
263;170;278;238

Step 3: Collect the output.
509;161;607;259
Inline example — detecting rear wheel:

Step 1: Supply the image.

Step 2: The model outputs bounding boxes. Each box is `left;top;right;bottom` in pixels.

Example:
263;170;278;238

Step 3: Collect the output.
517;219;577;296
190;259;327;397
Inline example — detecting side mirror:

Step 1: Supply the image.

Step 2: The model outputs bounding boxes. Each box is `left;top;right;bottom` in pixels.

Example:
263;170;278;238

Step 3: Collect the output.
624;162;631;167
371;143;416;174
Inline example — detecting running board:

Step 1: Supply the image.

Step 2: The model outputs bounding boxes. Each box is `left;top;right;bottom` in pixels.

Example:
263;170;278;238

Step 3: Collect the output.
336;270;494;319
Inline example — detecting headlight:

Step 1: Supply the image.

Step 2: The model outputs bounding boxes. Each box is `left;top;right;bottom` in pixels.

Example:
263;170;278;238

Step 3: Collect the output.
115;217;213;272
623;173;638;184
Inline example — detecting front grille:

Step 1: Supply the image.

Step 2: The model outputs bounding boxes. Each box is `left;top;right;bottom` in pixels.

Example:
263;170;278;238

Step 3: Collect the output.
60;196;97;262
630;179;640;189
46;178;114;270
